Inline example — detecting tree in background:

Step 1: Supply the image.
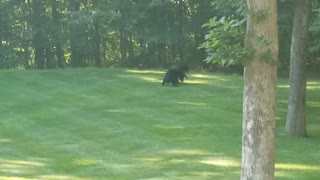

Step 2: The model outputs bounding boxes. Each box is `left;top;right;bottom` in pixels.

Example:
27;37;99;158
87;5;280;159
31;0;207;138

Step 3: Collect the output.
68;0;86;67
1;0;320;71
309;1;320;69
0;0;25;68
31;0;50;69
286;0;311;137
51;0;66;68
277;0;293;69
241;0;278;179
0;0;216;69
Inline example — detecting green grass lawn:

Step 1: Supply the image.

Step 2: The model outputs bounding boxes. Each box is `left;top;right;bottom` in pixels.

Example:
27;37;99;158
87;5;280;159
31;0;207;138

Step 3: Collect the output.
0;67;319;180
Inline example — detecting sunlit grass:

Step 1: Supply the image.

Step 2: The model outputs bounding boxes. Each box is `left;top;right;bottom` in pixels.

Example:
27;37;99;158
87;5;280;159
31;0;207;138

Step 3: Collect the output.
276;163;320;171
307;81;320;90
199;158;240;167
164;149;209;156
278;84;290;89
126;69;164;74
0;67;319;179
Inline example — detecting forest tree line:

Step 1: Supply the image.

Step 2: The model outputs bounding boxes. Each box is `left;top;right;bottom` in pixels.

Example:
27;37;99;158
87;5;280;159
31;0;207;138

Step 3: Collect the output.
0;0;320;70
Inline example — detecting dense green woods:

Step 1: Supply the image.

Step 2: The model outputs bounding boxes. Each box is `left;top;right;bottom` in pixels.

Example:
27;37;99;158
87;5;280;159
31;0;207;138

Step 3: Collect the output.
0;0;213;69
1;0;320;70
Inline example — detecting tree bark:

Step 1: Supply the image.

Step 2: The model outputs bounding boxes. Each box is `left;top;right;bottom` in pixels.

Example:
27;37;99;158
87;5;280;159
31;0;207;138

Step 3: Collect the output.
119;23;128;65
93;21;102;67
32;0;47;69
285;0;310;137
69;0;86;67
241;0;278;179
52;0;65;68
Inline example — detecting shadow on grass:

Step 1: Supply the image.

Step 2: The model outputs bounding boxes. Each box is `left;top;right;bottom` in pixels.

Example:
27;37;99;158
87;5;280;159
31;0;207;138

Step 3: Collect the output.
135;149;320;179
122;69;239;88
136;153;240;179
1;153;320;180
0;158;88;180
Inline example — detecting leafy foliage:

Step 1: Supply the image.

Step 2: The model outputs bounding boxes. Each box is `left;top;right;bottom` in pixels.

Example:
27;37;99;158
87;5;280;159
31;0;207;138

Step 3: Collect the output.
309;8;320;68
0;0;319;70
277;0;293;68
200;16;252;66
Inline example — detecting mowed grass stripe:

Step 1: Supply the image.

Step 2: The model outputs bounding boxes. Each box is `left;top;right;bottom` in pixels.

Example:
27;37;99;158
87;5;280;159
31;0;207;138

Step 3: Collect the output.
0;68;319;179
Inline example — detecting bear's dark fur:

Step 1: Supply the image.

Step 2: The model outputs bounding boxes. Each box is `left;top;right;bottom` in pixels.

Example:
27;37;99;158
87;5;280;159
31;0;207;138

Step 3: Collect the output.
170;64;188;82
162;69;181;86
162;63;189;86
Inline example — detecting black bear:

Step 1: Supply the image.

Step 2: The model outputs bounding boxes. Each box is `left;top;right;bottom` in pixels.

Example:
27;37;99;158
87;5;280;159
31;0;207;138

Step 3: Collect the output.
162;63;189;86
162;69;181;86
170;63;189;82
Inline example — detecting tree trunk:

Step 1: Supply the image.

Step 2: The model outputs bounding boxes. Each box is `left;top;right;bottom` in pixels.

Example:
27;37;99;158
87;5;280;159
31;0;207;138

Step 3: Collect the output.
32;0;47;69
139;39;145;66
52;0;65;68
241;0;278;179
119;26;127;65
69;0;85;67
24;0;32;69
93;21;102;67
285;0;310;137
